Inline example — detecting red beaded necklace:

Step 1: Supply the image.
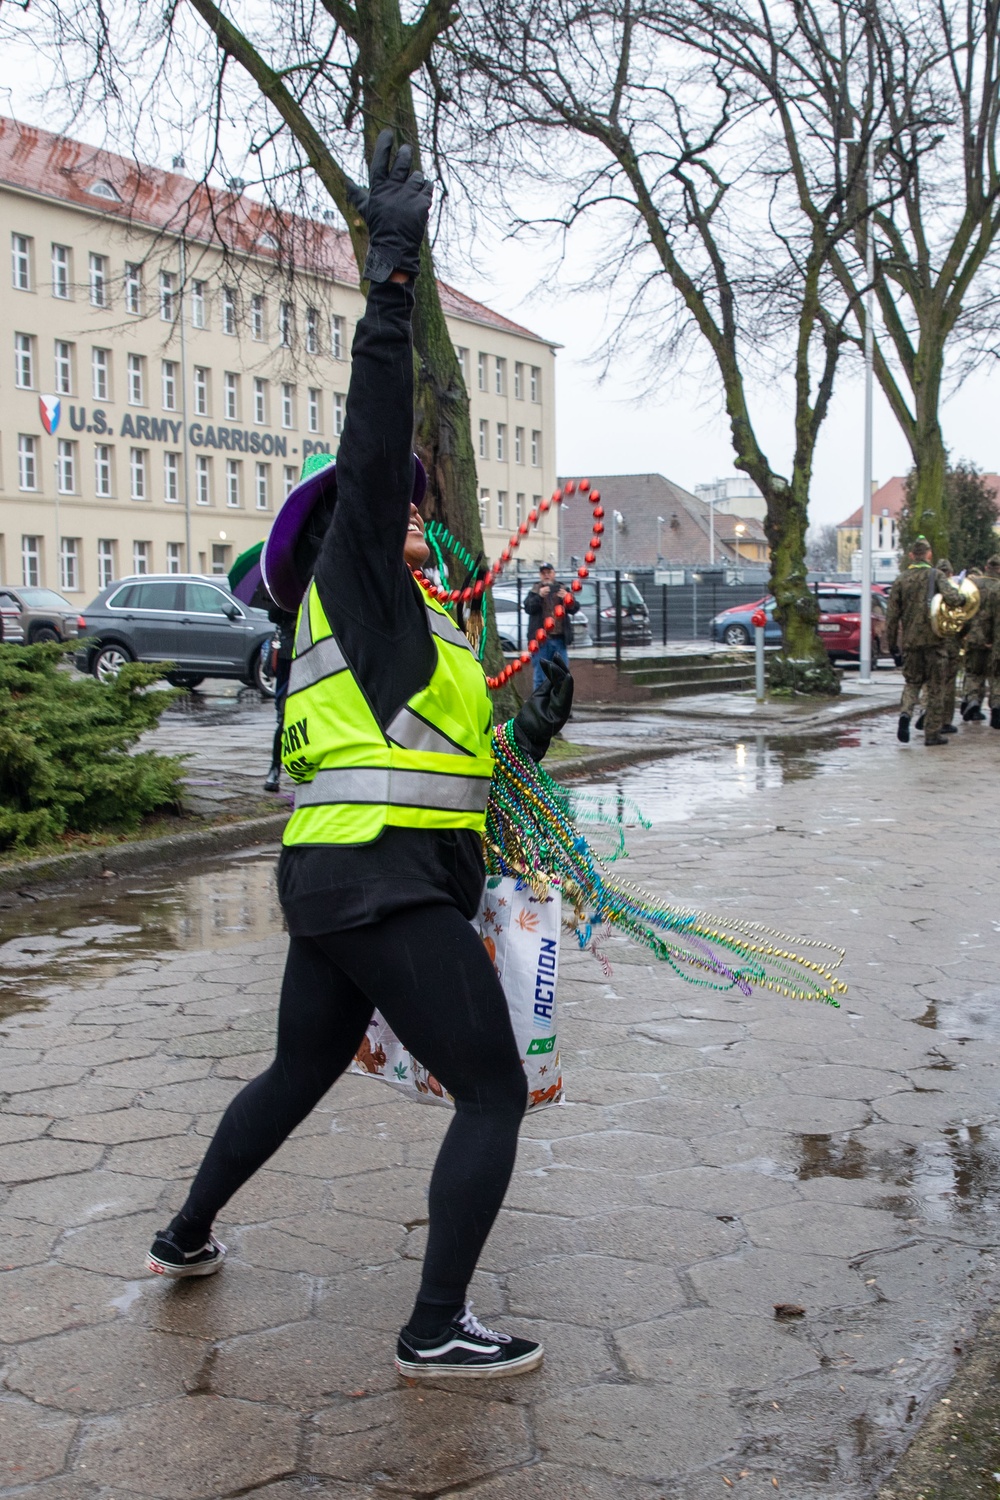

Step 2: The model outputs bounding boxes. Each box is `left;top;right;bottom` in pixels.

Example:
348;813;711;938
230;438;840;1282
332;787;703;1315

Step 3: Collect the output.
412;479;604;690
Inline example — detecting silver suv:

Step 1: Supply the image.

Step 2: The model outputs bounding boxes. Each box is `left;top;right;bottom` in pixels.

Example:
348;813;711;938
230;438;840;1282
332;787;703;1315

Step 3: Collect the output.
75;574;275;694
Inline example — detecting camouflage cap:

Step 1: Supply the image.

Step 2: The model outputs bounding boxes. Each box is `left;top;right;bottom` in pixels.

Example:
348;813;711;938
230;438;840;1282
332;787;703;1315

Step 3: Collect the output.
987;554;1000;573
937;558;953;575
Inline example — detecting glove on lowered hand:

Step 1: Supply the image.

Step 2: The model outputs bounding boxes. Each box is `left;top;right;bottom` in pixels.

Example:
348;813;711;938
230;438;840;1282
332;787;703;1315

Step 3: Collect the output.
511;657;574;762
345;128;433;284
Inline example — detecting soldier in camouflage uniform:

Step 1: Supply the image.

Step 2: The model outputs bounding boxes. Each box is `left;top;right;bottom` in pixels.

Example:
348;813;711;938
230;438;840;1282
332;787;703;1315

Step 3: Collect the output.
884;538;965;746
961;556;1000;723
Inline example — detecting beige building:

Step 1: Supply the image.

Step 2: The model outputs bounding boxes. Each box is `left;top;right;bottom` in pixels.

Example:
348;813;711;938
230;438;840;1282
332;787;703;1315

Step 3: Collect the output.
0;117;557;600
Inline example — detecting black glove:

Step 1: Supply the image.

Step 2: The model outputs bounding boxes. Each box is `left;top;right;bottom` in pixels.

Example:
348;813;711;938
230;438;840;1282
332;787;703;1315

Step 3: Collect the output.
511;657;574;762
345;128;432;284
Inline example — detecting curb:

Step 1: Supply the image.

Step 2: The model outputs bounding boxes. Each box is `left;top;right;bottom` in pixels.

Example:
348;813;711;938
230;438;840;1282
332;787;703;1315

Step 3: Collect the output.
0;812;289;894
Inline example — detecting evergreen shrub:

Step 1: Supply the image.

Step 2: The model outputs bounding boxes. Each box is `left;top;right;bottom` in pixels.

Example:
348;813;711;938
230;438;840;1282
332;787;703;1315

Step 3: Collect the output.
0;644;184;852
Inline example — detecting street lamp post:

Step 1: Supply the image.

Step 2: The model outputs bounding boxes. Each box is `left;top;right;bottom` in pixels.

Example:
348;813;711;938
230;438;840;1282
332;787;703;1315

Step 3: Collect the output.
657;515;665;561
734;522;747;570
708;496;716;565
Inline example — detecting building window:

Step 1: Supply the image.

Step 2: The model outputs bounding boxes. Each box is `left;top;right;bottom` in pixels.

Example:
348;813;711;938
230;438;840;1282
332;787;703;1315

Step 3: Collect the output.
211;544;230;576
195;454;211;504
22;535;40;587
478;352;487;391
478;419;488;459
130;448;148;501
516;492;525;525
125;262;142;314
60;537;79;592
530;366;540;402
514;427;524;464
479;487;489;525
496;423;506;462
496;491;505;529
97;538;115;589
531;429;540;466
12;233;31;290
456;347;468;383
306;306;319;354
222;286;237;335
255;462;269;510
251;294;264;341
92;347;110;401
166;541;182;574
14;333;34;389
51;244;70;299
127;353;144;406
224;371;239;421
331;315;344;359
281;382;295;428
18;435;37;491
308;387;320;433
54;340;73;396
162;360;178;411
514;362;523;400
194;366;209;416
253;378;267;424
164;450;180;502
226;458;241;507
89;253;108;308
57;439;76;494
333;393;345;437
154;272;173;323
279;301;293;347
495;357;506;396
133;541;150;575
283;465;296;497
191;280;206;329
95;444;113;497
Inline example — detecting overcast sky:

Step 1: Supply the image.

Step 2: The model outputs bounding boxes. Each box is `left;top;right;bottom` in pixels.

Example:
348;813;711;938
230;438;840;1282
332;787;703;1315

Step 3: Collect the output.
5;39;997;530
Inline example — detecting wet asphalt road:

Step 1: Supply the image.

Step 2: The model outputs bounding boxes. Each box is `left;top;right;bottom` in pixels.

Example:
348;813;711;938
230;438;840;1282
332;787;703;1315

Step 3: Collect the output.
1;711;1000;1497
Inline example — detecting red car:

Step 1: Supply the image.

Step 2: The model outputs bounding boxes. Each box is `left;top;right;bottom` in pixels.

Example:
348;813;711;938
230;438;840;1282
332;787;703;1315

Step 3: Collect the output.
813;583;892;664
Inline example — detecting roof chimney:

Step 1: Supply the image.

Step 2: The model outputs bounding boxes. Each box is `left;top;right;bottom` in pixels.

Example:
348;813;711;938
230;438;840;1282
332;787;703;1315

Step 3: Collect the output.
172;154;185;170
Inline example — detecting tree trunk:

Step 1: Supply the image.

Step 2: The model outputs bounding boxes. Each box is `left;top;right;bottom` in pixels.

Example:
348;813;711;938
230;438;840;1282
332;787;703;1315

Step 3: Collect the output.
907;351;949;555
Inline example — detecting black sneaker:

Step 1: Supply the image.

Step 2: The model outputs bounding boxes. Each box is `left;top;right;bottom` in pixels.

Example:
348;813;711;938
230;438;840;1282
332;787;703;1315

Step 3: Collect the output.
147;1228;226;1279
897;714;911;743
395;1303;543;1380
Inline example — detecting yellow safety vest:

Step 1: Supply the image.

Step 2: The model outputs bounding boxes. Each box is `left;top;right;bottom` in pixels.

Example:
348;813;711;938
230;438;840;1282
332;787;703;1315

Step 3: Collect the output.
281;579;494;846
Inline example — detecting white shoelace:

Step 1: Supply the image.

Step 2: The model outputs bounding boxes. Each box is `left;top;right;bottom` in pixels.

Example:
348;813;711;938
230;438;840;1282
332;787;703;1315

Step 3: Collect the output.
457;1303;510;1344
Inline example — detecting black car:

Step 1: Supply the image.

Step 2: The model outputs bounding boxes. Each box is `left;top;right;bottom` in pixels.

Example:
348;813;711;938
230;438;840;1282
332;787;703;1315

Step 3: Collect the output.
75;574;275;694
574;576;652;646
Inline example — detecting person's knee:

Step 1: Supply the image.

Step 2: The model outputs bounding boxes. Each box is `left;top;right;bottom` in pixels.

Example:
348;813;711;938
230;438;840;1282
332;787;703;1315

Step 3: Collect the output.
454;1058;527;1120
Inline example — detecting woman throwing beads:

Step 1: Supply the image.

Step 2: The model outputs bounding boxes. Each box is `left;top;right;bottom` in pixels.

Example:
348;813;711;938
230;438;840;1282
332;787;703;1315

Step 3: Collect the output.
146;133;570;1379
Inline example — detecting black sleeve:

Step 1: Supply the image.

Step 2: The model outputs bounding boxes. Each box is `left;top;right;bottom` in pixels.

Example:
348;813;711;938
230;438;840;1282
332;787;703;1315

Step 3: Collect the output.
312;279;433;726
524;588;544;619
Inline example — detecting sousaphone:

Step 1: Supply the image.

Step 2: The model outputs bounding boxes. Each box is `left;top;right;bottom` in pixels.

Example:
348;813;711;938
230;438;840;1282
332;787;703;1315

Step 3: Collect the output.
930;575;980;638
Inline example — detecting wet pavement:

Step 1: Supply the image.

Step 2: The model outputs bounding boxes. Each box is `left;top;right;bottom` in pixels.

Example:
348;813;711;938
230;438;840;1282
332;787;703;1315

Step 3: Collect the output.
2;711;1000;1497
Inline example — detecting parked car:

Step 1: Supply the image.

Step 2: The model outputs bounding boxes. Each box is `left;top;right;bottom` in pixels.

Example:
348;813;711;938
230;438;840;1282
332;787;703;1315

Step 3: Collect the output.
0;585;78;644
710;596;782;647
710;586;893;663
0;593;25;644
74;574;275;694
491;584;590;653
573;576;651;646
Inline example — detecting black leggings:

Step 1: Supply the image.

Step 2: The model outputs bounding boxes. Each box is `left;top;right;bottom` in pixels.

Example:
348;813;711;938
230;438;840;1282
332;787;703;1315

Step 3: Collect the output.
174;903;527;1305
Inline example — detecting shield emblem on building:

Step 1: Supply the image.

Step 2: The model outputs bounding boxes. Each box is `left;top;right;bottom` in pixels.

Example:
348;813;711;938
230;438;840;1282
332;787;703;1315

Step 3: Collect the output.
40;394;62;435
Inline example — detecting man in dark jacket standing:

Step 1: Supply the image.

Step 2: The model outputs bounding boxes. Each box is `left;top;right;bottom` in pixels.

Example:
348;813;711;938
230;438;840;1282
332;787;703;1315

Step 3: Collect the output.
524;562;579;692
884;537;964;746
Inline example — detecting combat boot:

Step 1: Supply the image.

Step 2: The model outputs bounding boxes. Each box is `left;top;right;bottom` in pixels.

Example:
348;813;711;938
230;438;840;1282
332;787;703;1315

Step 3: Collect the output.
915;711;926;730
963;702;986;721
992;708;1000;730
897;714;910;743
924;734;950;746
941;723;958;734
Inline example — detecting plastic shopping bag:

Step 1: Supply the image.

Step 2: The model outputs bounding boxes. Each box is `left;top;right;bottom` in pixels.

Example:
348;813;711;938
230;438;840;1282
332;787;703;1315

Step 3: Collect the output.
350;875;563;1111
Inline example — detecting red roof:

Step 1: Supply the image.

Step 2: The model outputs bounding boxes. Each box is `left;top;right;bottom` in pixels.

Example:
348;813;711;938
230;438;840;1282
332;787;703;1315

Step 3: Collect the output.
0;115;551;345
838;473;1000;528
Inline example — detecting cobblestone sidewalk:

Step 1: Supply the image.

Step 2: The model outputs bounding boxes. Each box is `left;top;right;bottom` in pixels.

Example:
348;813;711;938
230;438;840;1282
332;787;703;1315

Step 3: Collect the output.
2;717;999;1498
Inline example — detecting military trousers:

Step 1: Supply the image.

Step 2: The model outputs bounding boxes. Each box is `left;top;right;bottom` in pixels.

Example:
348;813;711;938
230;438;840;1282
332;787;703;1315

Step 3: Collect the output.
962;645;992;708
901;644;949;738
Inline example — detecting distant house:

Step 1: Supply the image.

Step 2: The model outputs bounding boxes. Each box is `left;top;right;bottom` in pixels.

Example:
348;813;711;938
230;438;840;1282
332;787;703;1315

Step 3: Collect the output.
836;474;1000;577
557;472;768;569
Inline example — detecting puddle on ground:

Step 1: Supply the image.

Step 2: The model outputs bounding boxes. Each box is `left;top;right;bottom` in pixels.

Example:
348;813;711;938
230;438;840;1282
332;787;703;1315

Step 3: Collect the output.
913;995;1000;1044
747;1126;1000;1226
571;722;884;826
0;849;284;1021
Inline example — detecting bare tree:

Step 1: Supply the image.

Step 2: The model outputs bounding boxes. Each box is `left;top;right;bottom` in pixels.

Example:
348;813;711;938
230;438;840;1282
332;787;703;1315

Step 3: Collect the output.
453;0;894;690
661;0;1000;557
7;0;518;704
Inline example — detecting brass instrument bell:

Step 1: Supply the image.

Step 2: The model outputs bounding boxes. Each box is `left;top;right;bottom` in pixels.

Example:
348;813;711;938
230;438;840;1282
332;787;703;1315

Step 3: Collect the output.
930;575;980;638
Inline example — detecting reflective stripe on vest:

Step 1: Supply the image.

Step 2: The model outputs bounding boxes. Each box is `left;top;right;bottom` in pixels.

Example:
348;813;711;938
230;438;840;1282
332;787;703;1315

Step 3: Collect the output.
385;704;473;756
292;766;489;814
289;635;347;694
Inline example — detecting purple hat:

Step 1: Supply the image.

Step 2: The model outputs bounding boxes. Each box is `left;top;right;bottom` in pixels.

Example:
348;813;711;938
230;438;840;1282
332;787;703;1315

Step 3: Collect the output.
262;453;427;613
